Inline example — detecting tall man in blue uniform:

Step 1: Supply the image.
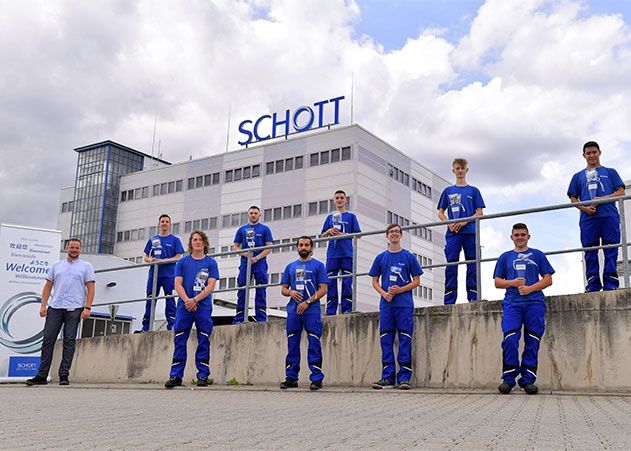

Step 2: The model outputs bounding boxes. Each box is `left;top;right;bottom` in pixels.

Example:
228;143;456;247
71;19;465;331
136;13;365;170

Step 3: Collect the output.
321;190;361;315
280;236;328;390
369;224;423;390
437;158;485;304
142;214;184;331
494;223;554;395
567;141;625;292
165;230;219;388
232;206;274;323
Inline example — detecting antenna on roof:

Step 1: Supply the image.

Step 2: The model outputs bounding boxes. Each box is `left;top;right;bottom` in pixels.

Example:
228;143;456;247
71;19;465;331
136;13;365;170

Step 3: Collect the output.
225;104;231;153
157;139;162;160
351;71;354;125
150;114;158;160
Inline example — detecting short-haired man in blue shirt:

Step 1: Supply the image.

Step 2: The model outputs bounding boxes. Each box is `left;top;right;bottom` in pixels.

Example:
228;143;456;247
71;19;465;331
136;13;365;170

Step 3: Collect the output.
321;190;361;315
26;239;95;386
369;224;423;390
437;158;485;304
165;230;219;388
494;223;554;395
567;141;625;292
142;214;184;331
280;236;328;390
232;206;274;323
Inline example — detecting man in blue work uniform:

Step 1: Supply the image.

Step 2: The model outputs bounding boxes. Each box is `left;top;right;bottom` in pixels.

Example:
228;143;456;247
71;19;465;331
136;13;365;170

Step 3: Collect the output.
437;158;485;304
495;223;554;395
232;206;274;323
280;236;328;390
370;224;423;390
567;141;625;292
142;214;184;331
321;190;361;315
165;230;219;388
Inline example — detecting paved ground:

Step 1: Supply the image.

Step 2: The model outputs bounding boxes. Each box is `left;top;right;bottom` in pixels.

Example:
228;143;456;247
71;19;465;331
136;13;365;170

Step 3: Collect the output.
2;384;631;450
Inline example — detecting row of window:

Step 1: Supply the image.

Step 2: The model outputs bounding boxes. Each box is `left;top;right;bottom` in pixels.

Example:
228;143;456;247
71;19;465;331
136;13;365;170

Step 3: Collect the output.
117;228;148;243
265;156;304;175
387;211;433;241
413;285;434;301
309;146;352;167
412;252;434;272
61;201;75;213
388;164;410;187
225;164;261;183
412;177;433;199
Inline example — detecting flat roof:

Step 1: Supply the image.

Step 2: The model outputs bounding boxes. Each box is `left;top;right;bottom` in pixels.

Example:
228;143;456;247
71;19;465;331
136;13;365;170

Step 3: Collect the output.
74;140;171;166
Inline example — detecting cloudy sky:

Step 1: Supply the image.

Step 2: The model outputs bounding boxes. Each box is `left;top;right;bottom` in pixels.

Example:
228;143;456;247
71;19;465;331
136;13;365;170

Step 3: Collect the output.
1;0;630;299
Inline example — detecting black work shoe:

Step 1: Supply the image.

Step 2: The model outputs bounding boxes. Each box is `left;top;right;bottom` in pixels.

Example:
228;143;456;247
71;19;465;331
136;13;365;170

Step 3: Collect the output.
498;381;514;394
280;379;298;389
59;376;70;386
398;381;412;390
309;381;322;391
523;384;539;395
25;375;48;386
372;379;395;389
164;377;182;389
196;378;209;387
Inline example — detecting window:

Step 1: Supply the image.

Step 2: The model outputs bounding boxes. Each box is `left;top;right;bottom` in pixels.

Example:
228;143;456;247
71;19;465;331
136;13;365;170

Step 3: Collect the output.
341;146;351;160
172;223;179;236
270;273;279;284
175;180;183;192
228;277;236;288
282;238;292;252
320;150;330;165
293;204;302;218
308;202;318;216
331;148;340;162
193;220;200;230
134;188;141;199
225;170;233;183
68;201;74;211
319;200;328;215
212;172;220;185
127;190;134;200
187;178;195;190
196;176;203;189
271;239;280;253
266;162;275;175
240;212;248;224
275;160;284;173
285;158;293;171
201;218;209;230
252;164;260;177
120;192;127;202
221;245;229;259
264;209;272;222
209;217;218;229
116;231;123;242
219;278;227;289
160;183;167;195
142;186;149;198
131;229;138;241
123;230;130;241
234;168;242;181
149;226;157;237
222;215;230;228
283;205;292;220
168;181;175;194
310;153;319;167
404;174;409;186
153;184;160;196
295;156;304;169
184;221;192;233
204;174;212;186
231;213;240;227
243;166;251;179
273;207;282;221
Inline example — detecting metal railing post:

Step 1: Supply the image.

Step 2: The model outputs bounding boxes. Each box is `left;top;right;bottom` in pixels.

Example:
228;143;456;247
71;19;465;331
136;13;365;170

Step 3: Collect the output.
243;251;253;323
148;262;158;331
475;217;482;302
618;199;630;288
351;235;358;312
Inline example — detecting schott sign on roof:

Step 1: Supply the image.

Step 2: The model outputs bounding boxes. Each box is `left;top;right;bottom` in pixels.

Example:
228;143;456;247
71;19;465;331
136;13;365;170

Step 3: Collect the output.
238;95;345;146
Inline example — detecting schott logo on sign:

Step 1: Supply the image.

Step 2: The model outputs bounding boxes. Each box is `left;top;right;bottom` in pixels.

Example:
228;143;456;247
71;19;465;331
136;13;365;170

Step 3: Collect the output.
238;95;345;146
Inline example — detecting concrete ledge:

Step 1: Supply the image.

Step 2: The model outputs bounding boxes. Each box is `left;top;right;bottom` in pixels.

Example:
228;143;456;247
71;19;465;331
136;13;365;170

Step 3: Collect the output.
53;289;631;390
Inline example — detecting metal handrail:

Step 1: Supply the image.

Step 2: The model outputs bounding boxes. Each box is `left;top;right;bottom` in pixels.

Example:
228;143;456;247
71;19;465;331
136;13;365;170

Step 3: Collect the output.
91;193;630;327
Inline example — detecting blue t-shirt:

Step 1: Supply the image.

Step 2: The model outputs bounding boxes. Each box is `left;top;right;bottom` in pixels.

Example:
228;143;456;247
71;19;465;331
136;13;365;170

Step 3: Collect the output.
321;211;361;259
493;248;555;304
437;185;485;235
281;258;328;314
567;166;624;223
144;234;185;278
233;222;274;264
174;255;220;305
368;249;423;308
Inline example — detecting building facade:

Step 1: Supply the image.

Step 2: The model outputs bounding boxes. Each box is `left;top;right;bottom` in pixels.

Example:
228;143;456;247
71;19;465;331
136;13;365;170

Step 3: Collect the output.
58;125;449;311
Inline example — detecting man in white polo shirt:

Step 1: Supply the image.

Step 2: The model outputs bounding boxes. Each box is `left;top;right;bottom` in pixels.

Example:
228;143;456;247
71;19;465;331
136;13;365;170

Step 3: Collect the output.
26;238;95;386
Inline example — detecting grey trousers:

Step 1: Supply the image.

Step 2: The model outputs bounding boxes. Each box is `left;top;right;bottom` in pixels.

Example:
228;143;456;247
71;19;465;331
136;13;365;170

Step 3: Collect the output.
37;307;82;378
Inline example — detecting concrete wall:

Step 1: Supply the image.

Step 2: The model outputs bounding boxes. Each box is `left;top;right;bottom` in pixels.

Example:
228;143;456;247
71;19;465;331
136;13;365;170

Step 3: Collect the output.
53;290;631;390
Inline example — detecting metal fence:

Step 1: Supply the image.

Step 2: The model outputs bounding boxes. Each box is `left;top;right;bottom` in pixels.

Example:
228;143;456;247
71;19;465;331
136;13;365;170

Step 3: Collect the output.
91;193;631;328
